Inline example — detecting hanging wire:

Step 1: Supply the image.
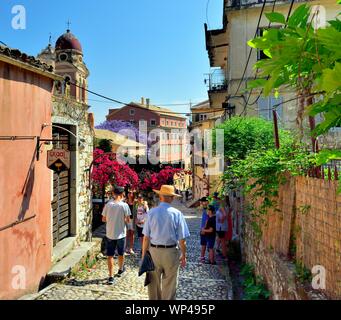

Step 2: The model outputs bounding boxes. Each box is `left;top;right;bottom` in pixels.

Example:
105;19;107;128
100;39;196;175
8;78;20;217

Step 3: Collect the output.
237;0;297;119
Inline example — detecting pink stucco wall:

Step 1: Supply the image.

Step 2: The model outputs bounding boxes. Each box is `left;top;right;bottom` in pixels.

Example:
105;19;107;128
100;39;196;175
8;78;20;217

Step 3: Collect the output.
0;60;54;299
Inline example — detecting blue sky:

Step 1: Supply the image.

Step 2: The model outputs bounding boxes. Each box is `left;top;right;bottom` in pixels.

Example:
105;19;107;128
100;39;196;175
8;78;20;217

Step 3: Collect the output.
1;0;223;124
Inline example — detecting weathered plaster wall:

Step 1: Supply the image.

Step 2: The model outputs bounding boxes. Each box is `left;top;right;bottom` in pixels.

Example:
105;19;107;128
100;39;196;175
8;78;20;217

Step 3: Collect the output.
0;61;54;299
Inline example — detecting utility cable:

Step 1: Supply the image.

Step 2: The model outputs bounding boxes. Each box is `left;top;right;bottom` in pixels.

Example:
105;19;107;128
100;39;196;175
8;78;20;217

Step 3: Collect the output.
232;0;267;98
239;0;296;117
64;81;225;116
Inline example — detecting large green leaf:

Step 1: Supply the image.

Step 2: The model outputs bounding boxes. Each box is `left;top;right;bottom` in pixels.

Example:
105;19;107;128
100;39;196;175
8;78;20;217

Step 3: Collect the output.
316;150;341;166
265;12;286;25
320;63;341;92
317;27;341;57
313;108;341;135
247;79;268;90
287;4;310;28
328;18;341;31
263;71;280;96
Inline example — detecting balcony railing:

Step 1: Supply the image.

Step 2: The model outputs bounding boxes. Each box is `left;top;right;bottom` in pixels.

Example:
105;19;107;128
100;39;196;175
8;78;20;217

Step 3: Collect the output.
226;0;281;8
205;69;228;92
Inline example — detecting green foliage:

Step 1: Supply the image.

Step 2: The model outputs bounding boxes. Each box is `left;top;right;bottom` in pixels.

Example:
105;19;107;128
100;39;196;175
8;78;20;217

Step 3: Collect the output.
265;12;286;25
222;132;315;219
315;149;341;193
212;117;292;161
247;3;341;136
240;264;271;300
295;261;312;283
315;149;341;166
96;139;112;153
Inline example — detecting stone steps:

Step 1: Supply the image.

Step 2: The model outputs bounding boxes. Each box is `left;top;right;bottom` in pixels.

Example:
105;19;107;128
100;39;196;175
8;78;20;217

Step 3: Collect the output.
46;240;101;282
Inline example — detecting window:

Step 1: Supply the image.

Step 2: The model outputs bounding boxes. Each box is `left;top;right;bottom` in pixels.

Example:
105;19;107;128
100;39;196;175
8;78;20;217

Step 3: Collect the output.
200;114;208;121
64;75;71;84
59;53;68;62
166;121;169;126
150;119;156;127
130;109;135;116
258;97;283;121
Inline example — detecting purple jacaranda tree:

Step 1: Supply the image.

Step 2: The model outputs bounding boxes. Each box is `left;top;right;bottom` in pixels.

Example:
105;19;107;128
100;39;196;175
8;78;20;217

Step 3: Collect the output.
96;120;154;156
96;120;144;142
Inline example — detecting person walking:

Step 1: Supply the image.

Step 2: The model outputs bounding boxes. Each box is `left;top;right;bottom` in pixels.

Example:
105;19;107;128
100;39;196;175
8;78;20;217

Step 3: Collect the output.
126;190;136;255
135;194;149;251
102;186;131;285
199;197;209;263
201;205;217;265
142;185;190;300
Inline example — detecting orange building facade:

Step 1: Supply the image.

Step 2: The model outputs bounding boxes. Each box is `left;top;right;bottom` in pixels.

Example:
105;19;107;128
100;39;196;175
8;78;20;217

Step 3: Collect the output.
0;47;59;299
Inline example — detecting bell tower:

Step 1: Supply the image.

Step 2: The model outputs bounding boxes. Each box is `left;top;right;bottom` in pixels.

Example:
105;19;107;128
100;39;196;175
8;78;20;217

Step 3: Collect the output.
53;28;89;104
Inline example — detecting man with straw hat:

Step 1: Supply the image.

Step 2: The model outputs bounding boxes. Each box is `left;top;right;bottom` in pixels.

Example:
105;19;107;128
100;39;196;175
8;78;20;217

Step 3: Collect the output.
142;185;190;300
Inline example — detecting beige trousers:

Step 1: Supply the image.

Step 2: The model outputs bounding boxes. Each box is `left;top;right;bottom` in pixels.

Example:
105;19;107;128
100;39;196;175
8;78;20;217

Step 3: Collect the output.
148;247;181;300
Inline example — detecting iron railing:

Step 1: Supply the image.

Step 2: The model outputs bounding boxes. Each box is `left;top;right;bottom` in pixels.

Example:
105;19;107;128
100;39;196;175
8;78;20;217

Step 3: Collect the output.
205;69;228;92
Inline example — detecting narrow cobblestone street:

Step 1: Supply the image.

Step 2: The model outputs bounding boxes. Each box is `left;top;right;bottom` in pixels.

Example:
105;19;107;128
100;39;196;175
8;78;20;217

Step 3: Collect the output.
34;202;233;300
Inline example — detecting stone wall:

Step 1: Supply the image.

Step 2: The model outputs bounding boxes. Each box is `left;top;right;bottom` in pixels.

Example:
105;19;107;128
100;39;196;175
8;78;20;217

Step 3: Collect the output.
242;175;341;300
52;95;94;242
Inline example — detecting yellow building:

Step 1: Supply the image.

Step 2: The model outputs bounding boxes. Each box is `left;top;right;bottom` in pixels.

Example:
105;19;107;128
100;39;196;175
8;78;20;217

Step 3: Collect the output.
190;101;225;202
205;0;341;146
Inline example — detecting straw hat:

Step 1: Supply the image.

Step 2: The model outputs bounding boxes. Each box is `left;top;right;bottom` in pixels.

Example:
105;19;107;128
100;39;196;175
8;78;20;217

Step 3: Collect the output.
153;185;182;198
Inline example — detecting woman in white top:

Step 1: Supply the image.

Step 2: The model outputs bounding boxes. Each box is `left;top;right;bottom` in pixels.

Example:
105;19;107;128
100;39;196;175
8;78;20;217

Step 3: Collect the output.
135;194;149;249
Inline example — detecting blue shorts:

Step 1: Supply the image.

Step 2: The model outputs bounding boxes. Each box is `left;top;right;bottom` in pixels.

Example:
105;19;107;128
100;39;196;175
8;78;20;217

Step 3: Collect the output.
201;236;216;249
136;226;144;238
106;238;125;257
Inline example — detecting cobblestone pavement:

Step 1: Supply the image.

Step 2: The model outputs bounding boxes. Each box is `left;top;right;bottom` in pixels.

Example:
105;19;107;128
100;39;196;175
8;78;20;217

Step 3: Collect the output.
35;201;233;300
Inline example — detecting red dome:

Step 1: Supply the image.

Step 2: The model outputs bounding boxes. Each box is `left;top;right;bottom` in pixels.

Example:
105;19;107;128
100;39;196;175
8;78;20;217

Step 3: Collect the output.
55;30;82;52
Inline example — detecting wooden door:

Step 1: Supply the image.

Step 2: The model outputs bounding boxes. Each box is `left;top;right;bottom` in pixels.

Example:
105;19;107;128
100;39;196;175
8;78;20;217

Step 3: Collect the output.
51;129;71;246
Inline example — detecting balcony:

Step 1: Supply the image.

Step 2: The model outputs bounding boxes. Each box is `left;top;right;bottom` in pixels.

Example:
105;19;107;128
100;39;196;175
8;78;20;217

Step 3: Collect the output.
205;23;228;68
205;69;228;109
205;69;228;92
226;0;285;9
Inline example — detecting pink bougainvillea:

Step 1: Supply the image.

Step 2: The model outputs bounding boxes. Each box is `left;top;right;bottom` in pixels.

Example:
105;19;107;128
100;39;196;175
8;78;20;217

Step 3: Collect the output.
139;166;183;191
91;148;139;190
